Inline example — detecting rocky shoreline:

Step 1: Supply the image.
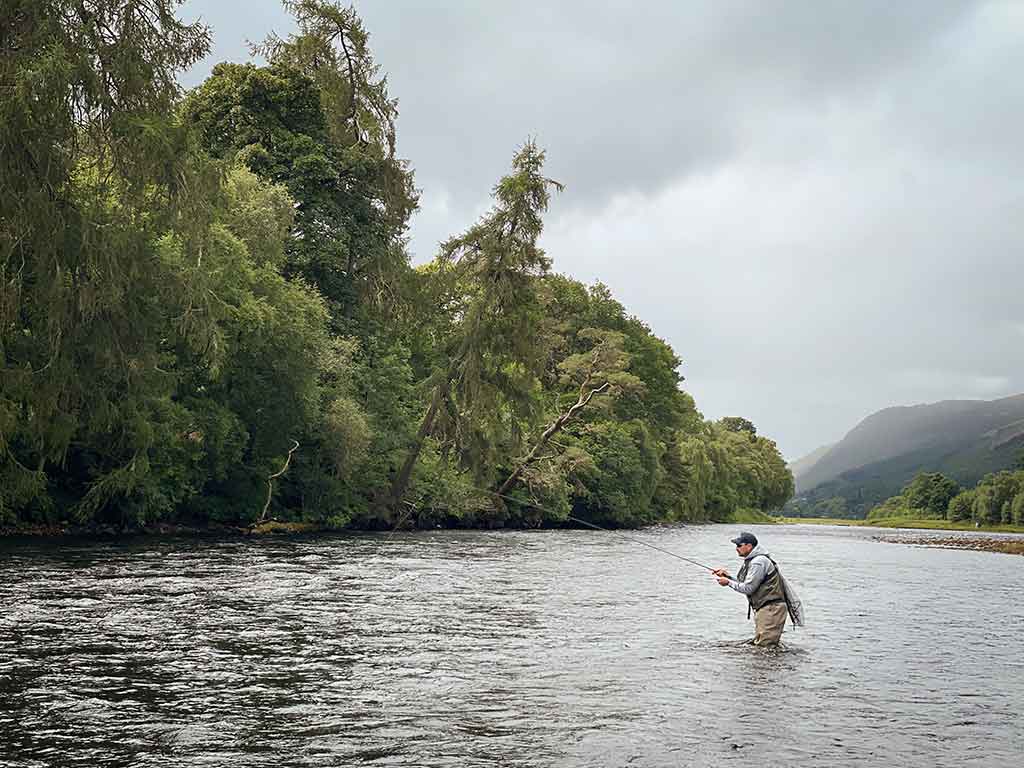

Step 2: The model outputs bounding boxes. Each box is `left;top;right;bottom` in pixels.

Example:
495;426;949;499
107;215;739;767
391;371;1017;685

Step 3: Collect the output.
877;535;1024;556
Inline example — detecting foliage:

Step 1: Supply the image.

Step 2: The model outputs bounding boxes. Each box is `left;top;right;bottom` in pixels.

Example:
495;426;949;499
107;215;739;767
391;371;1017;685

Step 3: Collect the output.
181;59;413;322
728;508;779;524
866;470;1024;527
787;496;850;519
946;490;975;522
385;141;561;510
970;471;1023;526
902;472;960;518
1;1;795;531
1;0;212;522
866;496;907;521
721;417;757;435
866;472;959;520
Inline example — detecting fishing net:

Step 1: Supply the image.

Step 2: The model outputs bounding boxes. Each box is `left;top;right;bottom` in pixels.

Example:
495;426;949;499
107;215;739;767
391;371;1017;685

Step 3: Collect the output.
779;573;805;628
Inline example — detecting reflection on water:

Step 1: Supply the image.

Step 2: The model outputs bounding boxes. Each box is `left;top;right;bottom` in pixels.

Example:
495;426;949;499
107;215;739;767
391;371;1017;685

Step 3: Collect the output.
1;524;1022;767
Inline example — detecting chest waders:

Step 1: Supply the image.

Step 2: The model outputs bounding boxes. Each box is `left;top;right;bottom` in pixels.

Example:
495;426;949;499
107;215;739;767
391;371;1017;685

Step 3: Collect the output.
736;554;787;620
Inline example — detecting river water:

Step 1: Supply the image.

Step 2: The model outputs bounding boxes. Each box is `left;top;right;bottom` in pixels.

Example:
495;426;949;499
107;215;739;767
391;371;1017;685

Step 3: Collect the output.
1;523;1022;767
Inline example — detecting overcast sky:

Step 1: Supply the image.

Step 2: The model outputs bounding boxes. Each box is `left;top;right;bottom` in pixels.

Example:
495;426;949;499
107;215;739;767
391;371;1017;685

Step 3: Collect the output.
180;0;1023;460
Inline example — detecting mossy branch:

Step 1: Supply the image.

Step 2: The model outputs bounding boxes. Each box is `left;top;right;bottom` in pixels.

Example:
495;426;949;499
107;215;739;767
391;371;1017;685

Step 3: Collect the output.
497;380;611;497
260;440;299;523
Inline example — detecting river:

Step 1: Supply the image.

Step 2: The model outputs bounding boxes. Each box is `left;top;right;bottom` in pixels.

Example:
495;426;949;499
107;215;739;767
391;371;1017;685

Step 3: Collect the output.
1;523;1022;767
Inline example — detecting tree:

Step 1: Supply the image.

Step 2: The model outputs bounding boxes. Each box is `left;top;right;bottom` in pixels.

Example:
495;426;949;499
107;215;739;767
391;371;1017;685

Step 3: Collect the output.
971;471;1021;525
868;496;907;520
1011;490;1024;525
721;417;757;436
658;430;715;521
902;472;960;519
257;1;411;175
570;420;661;527
386;142;560;511
66;164;333;525
755;436;796;511
702;420;794;515
947;490;975;522
819;497;849;518
254;0;418;309
182;1;423;527
1;0;212;522
0;0;338;526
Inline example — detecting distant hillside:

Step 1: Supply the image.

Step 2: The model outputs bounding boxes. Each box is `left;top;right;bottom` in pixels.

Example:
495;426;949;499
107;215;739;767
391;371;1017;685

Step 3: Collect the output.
787;394;1024;518
788;443;833;480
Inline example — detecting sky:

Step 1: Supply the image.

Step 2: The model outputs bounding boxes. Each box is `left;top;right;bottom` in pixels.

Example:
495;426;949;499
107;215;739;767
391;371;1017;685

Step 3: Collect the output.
179;0;1023;460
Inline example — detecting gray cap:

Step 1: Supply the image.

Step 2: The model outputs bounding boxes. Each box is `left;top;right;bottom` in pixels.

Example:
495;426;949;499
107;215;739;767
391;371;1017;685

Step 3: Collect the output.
731;532;758;547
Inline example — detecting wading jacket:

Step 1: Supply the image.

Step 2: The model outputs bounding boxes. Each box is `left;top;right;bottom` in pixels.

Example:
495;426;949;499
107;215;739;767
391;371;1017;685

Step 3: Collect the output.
729;546;786;615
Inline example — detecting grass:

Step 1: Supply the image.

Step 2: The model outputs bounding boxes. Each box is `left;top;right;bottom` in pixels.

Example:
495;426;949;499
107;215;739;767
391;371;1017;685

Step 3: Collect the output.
779;516;1024;534
778;517;866;527
726;508;779;524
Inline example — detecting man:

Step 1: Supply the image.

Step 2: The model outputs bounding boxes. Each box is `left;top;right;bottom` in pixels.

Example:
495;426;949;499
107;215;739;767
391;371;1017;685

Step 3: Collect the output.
713;532;790;646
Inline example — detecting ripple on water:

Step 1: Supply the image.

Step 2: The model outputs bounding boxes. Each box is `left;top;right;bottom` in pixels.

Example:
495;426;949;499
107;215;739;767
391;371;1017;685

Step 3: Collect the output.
1;526;1023;767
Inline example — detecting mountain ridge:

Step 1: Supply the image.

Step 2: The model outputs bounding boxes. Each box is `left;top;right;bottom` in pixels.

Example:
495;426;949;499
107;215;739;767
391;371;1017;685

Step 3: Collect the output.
789;393;1024;517
788;443;833;479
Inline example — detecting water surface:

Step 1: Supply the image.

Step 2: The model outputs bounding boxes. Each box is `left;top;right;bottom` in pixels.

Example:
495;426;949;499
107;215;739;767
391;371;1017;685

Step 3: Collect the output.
1;524;1022;767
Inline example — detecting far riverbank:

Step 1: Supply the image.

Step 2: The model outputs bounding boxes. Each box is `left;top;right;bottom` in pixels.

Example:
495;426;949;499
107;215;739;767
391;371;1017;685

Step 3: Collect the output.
779;516;1024;534
779;516;1024;555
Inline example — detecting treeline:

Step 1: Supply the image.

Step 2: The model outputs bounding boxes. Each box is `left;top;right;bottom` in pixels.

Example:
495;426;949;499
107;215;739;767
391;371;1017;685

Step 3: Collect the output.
867;468;1024;526
0;0;793;531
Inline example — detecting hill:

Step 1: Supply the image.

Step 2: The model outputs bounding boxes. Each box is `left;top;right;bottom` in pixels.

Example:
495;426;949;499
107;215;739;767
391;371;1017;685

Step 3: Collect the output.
788;443;833;480
787;394;1024;518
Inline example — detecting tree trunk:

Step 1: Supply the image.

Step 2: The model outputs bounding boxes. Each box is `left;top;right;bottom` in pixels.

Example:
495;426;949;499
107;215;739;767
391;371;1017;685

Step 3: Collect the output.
387;386;442;511
386;327;476;513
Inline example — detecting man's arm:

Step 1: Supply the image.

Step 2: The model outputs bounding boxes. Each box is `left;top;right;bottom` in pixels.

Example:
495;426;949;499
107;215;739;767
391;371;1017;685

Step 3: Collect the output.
726;558;768;595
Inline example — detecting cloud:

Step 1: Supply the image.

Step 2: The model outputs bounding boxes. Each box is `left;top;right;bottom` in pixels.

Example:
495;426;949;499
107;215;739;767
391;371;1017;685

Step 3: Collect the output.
967;375;1012;396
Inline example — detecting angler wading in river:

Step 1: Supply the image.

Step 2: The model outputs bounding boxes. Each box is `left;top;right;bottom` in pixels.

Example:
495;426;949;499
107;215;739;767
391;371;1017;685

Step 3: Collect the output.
713;532;805;646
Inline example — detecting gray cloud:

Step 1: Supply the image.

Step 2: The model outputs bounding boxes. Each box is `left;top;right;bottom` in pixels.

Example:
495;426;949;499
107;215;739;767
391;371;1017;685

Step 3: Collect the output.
181;0;1022;458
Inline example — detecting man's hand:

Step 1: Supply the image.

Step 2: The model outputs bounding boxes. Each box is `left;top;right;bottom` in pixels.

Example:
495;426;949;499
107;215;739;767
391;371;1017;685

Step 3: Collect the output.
716;575;731;586
712;568;730;578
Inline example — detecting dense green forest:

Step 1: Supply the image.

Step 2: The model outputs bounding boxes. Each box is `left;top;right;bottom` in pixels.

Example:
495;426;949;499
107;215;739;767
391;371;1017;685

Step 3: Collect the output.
866;466;1024;526
0;0;793;531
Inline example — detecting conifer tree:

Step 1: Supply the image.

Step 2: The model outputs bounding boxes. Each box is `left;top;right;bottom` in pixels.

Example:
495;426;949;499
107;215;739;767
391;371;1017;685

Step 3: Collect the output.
253;0;418;315
387;142;561;511
1;1;211;520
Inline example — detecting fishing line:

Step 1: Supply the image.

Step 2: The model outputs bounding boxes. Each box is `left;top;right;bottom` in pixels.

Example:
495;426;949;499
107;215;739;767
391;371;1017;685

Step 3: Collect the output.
498;489;715;572
562;513;715;572
393;484;717;573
